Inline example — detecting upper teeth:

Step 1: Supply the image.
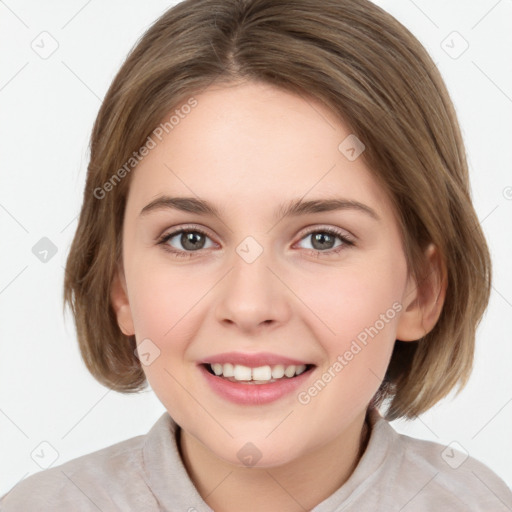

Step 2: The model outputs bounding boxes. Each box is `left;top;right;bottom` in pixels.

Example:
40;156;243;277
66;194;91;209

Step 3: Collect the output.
210;363;307;381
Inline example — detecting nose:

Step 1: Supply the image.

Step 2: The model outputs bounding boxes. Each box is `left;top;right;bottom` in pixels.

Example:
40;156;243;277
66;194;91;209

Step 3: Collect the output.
214;245;292;333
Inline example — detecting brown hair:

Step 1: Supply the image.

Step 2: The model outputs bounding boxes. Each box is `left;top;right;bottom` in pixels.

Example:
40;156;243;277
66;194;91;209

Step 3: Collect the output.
63;0;491;420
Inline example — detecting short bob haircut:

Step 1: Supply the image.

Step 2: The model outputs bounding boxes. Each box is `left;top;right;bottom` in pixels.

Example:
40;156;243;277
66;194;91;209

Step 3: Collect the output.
63;0;491;421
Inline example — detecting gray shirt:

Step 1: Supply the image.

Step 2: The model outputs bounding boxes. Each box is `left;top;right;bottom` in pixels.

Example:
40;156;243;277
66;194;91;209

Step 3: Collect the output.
1;406;511;511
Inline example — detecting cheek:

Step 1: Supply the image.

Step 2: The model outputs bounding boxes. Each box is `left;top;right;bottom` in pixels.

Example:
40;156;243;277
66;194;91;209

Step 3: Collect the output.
295;266;402;419
126;266;203;413
297;253;406;401
301;260;404;342
125;265;204;394
128;263;202;338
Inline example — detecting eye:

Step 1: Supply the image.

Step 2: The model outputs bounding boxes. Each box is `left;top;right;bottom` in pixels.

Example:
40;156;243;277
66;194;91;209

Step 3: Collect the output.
157;226;215;258
157;225;355;259
295;227;355;256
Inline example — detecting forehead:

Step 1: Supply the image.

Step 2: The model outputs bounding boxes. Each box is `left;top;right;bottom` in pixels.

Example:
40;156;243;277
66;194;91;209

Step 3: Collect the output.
125;81;392;222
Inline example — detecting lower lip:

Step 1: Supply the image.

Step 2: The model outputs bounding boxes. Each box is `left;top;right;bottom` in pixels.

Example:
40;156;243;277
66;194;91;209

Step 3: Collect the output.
198;364;315;405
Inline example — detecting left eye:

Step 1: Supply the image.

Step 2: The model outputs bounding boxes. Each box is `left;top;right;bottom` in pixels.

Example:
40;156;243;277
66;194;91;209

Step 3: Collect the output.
296;228;353;252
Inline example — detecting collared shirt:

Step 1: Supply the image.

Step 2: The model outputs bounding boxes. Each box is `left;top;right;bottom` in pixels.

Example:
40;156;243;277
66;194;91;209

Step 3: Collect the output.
1;406;511;511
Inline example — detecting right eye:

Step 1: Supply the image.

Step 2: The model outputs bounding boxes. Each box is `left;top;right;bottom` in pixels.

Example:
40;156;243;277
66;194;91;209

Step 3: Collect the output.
157;227;216;258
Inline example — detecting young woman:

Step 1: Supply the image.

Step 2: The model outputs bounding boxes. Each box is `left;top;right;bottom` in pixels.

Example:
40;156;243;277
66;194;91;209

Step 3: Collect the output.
2;0;510;510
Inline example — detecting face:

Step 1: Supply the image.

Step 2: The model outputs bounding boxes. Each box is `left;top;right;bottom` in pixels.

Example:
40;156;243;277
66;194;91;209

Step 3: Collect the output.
112;80;421;468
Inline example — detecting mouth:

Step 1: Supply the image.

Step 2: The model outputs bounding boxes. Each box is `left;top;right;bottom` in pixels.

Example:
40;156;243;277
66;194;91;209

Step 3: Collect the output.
197;351;317;404
202;362;316;385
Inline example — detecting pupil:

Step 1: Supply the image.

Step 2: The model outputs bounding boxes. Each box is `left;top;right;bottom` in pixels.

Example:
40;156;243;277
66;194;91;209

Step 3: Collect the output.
182;232;204;250
312;233;334;250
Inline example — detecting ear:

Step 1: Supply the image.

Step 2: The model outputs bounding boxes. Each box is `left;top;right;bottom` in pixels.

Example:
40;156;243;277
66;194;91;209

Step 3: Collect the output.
396;243;447;342
110;263;135;336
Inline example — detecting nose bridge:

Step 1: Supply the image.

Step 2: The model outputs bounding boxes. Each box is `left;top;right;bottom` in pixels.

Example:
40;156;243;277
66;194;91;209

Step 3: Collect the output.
229;234;275;299
214;234;290;329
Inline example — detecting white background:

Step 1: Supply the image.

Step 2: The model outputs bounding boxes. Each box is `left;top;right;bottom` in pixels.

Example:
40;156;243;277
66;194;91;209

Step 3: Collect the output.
1;0;511;497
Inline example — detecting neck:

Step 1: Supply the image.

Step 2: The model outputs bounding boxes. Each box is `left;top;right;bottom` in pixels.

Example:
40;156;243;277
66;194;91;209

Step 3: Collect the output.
178;410;371;512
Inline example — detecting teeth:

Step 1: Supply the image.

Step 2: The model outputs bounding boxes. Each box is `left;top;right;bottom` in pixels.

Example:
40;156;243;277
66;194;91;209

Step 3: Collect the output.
295;364;307;375
212;363;223;376
223;363;234;377
271;365;285;379
284;365;296;378
233;364;252;381
252;365;272;381
208;362;309;382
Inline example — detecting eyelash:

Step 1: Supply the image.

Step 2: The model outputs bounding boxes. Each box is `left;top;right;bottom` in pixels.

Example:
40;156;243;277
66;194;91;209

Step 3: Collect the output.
156;224;355;259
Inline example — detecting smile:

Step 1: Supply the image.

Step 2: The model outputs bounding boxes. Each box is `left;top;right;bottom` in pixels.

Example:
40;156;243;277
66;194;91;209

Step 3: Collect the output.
199;362;316;405
205;363;311;383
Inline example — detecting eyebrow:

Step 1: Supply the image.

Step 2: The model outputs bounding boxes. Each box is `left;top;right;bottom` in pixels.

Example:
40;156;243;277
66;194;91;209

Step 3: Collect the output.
139;195;380;222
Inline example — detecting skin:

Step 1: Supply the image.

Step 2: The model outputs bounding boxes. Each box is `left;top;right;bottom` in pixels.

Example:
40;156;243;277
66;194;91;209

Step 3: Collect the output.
110;80;446;511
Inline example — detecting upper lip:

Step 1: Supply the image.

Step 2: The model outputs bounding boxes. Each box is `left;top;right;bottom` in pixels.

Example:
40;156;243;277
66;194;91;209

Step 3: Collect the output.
199;351;312;368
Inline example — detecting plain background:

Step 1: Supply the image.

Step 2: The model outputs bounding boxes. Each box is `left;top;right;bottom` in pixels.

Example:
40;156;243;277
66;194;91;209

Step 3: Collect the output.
1;0;511;496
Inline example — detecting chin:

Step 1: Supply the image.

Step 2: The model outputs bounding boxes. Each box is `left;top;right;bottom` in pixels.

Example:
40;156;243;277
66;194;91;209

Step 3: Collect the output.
211;438;302;469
